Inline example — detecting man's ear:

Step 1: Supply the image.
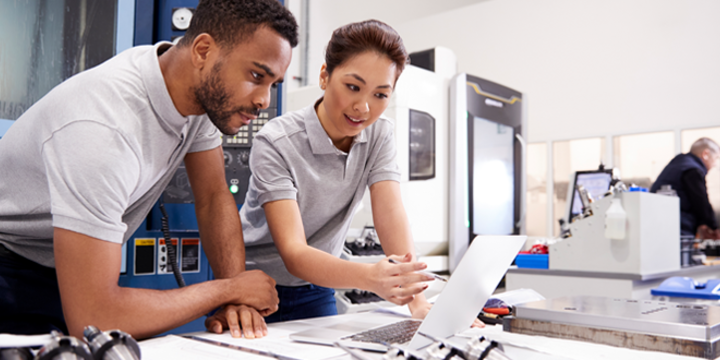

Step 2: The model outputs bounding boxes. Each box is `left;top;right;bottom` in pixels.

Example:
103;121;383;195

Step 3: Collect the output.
190;33;217;70
702;148;712;161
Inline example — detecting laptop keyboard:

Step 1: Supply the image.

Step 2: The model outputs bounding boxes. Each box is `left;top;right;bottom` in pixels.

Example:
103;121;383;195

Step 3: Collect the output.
341;320;422;345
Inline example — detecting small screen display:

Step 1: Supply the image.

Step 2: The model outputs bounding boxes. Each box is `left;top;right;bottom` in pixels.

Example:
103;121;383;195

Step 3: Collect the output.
570;172;613;218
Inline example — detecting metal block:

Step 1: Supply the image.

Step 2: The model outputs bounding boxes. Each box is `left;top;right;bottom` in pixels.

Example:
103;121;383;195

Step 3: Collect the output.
505;296;720;359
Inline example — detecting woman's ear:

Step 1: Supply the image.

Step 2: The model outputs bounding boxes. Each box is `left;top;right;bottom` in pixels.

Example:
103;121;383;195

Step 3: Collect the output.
319;63;329;90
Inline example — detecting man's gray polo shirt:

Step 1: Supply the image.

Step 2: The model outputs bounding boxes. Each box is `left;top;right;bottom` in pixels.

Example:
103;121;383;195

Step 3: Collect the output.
0;43;221;267
240;103;401;286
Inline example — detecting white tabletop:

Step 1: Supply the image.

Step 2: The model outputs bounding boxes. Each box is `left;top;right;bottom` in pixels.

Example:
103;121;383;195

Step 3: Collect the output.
139;310;707;360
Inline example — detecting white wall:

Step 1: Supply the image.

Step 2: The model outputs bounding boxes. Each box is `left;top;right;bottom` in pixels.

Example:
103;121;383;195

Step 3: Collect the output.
289;0;720;143
394;0;720;143
284;0;487;91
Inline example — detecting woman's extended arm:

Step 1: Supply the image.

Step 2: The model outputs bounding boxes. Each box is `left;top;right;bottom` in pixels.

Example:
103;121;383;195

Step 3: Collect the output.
369;180;433;318
264;199;433;305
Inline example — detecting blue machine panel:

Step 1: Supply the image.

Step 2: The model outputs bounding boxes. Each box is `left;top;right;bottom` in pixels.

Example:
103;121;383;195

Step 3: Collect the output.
119;218;212;334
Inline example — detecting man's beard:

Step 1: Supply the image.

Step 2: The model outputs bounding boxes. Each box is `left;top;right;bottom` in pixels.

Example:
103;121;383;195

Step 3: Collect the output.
194;62;259;136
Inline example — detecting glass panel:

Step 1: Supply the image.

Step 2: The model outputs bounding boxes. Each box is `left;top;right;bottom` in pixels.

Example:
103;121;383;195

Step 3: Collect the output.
0;0;118;121
527;142;547;237
472;117;514;235
613;131;675;189
681;127;720;227
409;110;435;180
552;138;605;236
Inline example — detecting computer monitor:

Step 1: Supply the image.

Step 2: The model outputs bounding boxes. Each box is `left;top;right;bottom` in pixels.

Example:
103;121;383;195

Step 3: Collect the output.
567;170;614;221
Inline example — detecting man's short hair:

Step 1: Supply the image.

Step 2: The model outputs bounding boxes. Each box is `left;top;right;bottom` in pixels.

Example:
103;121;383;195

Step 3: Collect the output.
179;0;298;49
691;137;720;156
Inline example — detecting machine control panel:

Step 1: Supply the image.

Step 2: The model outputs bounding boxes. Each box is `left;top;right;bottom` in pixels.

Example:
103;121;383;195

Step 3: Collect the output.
221;89;278;204
163;86;278;205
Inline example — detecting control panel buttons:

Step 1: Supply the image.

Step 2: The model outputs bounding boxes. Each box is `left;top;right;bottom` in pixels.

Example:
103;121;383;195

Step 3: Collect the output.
240;152;250;164
171;7;193;30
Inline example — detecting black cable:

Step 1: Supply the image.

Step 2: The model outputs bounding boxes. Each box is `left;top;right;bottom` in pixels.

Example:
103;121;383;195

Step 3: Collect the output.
159;197;186;288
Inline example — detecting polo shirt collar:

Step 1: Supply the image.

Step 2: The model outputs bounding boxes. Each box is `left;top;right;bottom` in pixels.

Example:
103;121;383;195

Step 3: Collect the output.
140;42;189;139
305;100;368;155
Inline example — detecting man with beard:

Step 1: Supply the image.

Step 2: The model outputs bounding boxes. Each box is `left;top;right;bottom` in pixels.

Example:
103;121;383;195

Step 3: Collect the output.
0;0;296;340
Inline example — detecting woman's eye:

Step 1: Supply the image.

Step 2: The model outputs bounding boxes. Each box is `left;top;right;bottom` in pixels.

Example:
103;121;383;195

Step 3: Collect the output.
346;84;359;91
375;93;389;99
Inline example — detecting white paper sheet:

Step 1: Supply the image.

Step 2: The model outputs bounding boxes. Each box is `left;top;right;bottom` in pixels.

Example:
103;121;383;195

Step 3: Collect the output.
0;333;52;348
490;288;545;306
194;330;347;360
140;335;270;360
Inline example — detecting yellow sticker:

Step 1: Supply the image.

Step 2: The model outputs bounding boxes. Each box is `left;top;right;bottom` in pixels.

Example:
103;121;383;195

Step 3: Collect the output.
135;238;155;246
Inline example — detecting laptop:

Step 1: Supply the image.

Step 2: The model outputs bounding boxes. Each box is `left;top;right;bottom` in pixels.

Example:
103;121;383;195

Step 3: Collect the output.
290;235;526;352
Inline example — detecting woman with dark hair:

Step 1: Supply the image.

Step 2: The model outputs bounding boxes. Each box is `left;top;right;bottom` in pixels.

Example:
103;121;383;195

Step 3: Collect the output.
208;20;434;335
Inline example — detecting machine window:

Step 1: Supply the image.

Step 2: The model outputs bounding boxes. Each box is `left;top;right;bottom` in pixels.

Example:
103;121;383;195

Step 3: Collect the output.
613;131;675;190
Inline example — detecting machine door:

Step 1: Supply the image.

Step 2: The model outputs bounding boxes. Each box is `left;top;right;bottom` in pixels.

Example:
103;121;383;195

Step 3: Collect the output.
465;75;524;238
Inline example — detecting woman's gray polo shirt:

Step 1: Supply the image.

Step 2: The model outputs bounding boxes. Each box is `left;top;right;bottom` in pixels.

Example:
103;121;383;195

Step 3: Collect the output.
240;104;401;286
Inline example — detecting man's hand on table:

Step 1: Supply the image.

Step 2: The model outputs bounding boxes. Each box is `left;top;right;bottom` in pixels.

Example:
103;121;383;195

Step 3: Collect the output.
206;304;270;339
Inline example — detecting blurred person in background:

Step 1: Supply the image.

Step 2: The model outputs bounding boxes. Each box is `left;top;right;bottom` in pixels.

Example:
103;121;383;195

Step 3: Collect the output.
652;137;720;239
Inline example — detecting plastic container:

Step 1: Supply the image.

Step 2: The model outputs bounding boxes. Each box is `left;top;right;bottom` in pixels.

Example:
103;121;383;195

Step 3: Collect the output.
604;198;627;240
515;254;549;269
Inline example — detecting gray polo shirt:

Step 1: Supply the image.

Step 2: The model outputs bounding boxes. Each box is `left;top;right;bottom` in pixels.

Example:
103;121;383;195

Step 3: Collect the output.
0;42;221;267
240;103;401;286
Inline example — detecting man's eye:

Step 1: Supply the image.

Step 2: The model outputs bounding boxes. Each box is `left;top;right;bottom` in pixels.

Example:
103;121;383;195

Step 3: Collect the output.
251;71;262;80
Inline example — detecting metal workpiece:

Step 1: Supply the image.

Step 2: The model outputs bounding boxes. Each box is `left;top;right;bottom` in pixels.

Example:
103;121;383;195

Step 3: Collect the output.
462;337;510;360
0;347;33;360
576;184;594;218
35;331;93;360
505;296;720;358
415;332;511;360
423;343;456;360
83;326;140;360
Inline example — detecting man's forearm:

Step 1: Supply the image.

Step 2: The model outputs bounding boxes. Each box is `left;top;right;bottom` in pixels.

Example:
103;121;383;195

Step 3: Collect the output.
195;192;246;278
185;147;246;278
62;278;234;339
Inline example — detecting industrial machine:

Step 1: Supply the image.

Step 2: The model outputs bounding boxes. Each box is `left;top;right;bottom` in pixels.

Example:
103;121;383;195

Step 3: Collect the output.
550;184;681;275
449;74;527;272
380;49;455;263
